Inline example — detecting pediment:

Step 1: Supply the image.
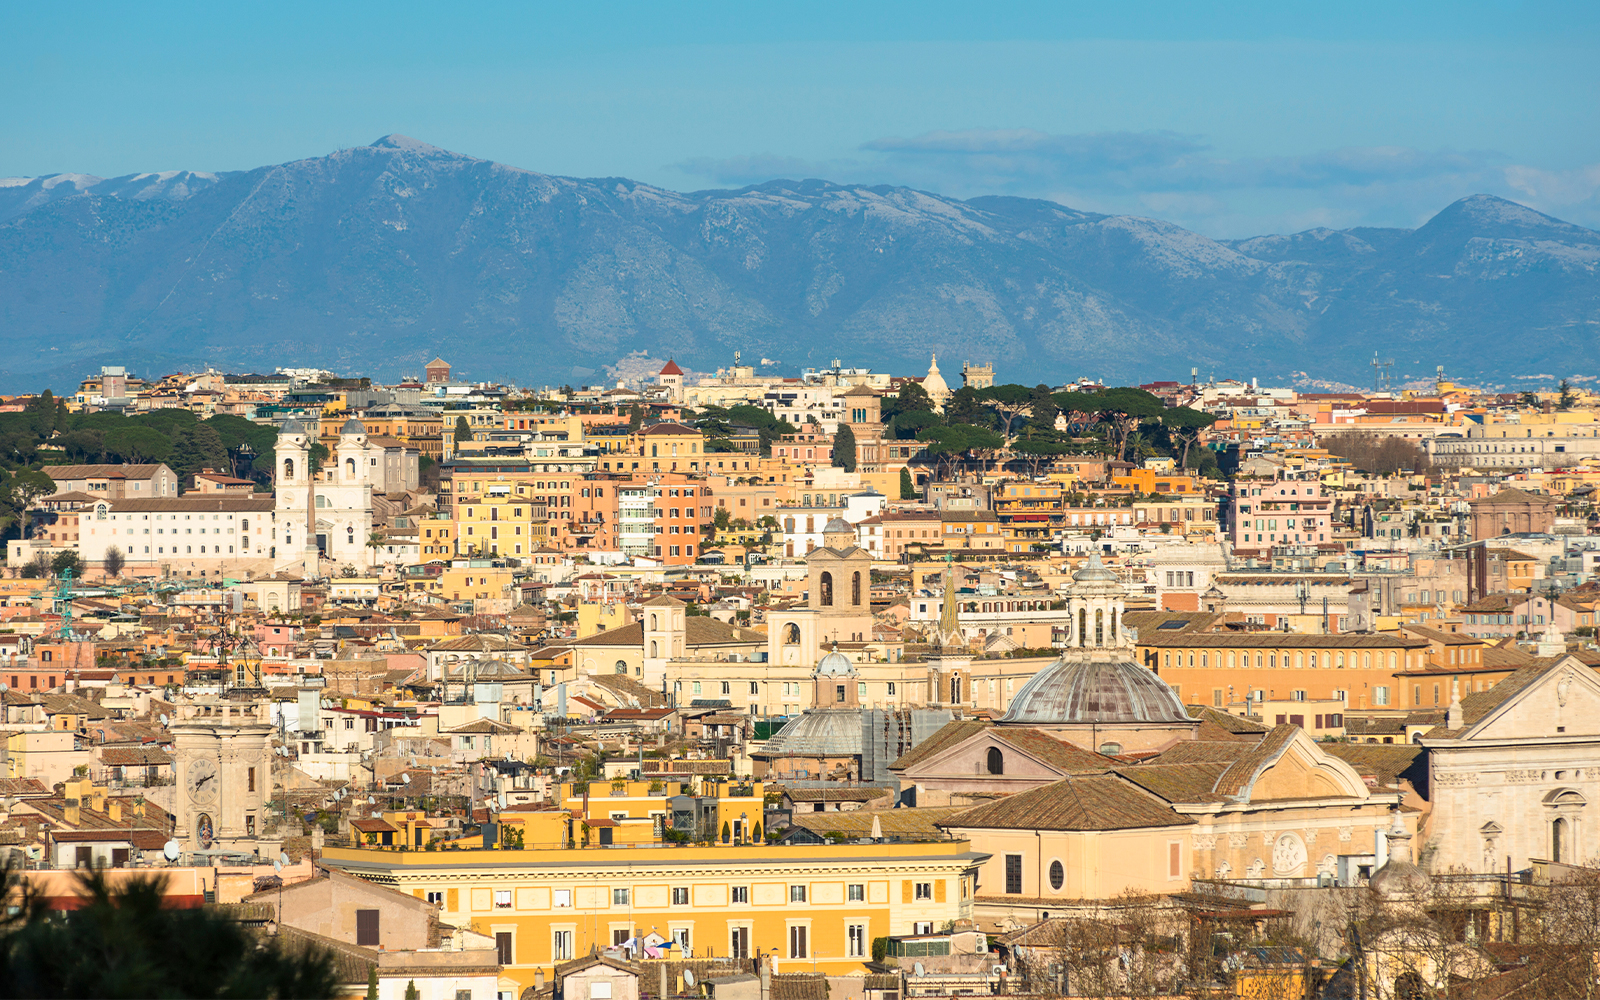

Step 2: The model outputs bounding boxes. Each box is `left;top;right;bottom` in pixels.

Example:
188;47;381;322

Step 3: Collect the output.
1466;656;1600;741
902;730;1072;781
1248;740;1370;802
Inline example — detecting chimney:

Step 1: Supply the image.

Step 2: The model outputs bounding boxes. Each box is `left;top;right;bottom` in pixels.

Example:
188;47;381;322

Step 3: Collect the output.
64;796;80;826
534;970;546;992
107;799;123;822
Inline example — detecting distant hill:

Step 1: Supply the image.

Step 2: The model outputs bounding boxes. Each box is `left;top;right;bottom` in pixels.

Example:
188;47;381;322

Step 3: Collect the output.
0;134;1596;392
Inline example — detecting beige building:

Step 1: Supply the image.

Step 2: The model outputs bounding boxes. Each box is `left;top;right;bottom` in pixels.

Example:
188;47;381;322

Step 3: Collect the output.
1422;654;1600;872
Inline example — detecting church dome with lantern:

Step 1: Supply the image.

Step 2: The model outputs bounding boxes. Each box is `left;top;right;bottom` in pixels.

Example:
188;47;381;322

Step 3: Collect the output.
997;649;1191;727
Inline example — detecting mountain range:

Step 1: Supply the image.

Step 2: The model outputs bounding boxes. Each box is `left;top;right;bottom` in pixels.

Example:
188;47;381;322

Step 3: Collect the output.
1;134;1597;393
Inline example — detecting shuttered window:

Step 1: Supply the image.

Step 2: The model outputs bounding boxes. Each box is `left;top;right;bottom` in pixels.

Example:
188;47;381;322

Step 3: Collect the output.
355;909;380;946
1005;854;1023;894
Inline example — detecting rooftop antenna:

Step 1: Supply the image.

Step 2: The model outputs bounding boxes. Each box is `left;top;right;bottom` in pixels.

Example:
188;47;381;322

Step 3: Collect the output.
1370;352;1395;392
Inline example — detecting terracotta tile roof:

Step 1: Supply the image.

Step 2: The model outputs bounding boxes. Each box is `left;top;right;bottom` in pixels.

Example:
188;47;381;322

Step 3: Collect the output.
96;746;173;766
888;719;992;771
941;774;1192;832
1211;725;1299;800
1325;744;1427;790
1115;761;1232;804
1141;633;1423;649
567;618;764;648
1189;706;1270;736
992;728;1115;774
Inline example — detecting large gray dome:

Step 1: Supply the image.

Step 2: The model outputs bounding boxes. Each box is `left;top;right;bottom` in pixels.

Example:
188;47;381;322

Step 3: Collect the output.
340;416;366;435
998;650;1190;726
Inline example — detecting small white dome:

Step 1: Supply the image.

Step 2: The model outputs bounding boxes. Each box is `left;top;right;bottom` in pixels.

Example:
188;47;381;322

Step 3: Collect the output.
816;647;856;676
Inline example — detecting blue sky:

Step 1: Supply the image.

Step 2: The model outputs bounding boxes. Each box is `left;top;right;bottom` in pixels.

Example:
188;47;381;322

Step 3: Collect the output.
5;1;1598;237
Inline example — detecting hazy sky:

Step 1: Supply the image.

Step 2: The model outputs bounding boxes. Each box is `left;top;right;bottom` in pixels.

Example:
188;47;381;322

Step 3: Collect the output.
6;1;1598;237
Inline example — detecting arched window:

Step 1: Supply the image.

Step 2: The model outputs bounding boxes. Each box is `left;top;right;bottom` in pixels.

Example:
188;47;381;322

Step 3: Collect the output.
784;623;801;644
649;640;658;658
820;572;834;607
315;495;329;509
283;458;294;480
986;747;1004;775
650;614;658;630
950;675;962;703
1078;609;1087;647
1553;817;1568;863
345;457;356;479
852;572;862;606
615;660;628;674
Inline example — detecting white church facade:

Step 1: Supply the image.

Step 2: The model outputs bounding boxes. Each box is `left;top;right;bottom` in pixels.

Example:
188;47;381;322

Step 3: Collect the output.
274;418;379;574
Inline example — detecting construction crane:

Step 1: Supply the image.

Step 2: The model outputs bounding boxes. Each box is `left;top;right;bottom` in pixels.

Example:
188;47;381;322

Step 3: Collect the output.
52;567;81;642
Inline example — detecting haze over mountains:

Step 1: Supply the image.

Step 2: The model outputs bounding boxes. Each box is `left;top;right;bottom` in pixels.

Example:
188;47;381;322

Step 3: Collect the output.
0;135;1596;393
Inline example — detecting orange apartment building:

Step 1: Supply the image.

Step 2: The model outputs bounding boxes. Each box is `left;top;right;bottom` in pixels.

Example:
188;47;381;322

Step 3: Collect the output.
1136;632;1431;712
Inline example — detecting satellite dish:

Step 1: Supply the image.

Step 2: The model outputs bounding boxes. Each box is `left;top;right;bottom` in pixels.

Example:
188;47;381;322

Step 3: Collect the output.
402;773;412;784
162;839;181;862
683;970;696;987
159;715;170;726
913;963;925;977
279;851;290;867
273;858;283;872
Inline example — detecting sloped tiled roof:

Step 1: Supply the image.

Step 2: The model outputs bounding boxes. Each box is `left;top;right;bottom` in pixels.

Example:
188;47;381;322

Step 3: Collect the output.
568;618;764;648
1116;761;1233;804
888;719;992;771
1211;725;1299;800
992;728;1114;774
942;774;1192;832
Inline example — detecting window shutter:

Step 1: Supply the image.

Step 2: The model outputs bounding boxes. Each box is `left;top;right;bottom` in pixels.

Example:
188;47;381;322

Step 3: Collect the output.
902;880;912;903
934;879;946;903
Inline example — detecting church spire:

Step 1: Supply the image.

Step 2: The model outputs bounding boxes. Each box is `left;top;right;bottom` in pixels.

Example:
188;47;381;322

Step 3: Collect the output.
937;554;962;648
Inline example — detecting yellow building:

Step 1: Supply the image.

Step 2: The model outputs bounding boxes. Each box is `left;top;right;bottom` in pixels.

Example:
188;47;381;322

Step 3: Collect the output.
451;481;551;558
599;422;708;474
321;839;987;991
432;563;520;605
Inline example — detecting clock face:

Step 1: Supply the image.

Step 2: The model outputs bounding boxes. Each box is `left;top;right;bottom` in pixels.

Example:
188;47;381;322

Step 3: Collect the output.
187;757;218;804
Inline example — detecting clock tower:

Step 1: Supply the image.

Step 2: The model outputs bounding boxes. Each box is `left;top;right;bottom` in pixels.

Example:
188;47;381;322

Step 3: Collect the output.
171;698;274;858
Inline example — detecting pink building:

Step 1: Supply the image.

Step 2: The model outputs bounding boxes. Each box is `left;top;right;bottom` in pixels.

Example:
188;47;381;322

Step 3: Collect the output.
1226;473;1333;554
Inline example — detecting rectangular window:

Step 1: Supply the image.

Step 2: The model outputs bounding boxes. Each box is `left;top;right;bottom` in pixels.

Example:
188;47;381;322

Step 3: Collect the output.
553;930;573;961
247;767;255;792
497;931;514;965
355;909;380;946
848;883;864;902
914;882;932;901
789;925;808;959
790;884;807;902
731;886;749;904
495;889;513;909
848;924;866;957
672;887;689;906
613;888;629;906
553;889;571;907
426;891;444;905
731;926;750;959
1005;854;1023;894
1374;686;1390;706
1169;842;1182;879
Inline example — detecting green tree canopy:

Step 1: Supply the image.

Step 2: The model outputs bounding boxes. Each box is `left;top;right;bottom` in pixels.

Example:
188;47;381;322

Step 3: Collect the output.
0;864;340;997
832;424;857;472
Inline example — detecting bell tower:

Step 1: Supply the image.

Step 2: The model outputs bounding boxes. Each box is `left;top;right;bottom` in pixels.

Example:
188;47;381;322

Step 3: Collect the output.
170;697;274;859
927;559;971;707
